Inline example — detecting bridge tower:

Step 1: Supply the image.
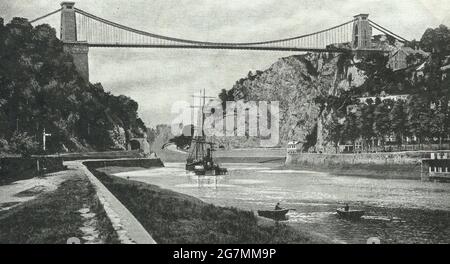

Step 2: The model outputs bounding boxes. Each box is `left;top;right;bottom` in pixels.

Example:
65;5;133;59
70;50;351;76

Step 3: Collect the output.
352;14;372;50
60;2;89;81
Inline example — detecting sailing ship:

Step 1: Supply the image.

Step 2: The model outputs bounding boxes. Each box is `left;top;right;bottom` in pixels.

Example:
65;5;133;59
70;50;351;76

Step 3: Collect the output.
185;139;227;175
185;90;227;176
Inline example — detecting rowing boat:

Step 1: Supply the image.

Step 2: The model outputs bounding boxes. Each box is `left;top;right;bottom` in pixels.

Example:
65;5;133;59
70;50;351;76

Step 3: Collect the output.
257;209;290;220
336;208;365;219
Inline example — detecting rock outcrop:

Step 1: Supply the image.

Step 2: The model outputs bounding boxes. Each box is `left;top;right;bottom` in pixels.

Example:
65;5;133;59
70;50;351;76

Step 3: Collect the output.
216;52;368;151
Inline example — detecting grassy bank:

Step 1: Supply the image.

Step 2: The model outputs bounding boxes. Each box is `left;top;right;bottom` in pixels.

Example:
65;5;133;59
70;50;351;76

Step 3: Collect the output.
0;173;119;244
90;167;332;244
285;163;421;179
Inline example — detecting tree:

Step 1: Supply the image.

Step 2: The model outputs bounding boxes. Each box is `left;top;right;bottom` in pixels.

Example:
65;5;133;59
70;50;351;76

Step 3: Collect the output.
0;17;147;153
218;89;235;111
389;100;407;147
406;95;431;147
325;113;344;153
342;112;360;149
303;124;318;152
357;53;396;96
357;101;375;151
420;25;450;55
166;125;194;150
9;132;39;157
429;99;448;148
372;100;392;146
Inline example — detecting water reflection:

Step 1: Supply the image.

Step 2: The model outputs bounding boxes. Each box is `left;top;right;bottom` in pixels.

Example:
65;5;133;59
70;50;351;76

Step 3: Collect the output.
115;162;450;244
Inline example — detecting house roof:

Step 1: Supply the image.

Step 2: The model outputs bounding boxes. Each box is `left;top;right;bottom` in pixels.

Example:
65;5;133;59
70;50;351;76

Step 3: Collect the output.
416;62;426;71
391;47;429;58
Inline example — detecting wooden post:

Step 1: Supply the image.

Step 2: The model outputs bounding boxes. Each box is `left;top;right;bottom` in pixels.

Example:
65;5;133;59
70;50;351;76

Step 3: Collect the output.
43;128;52;151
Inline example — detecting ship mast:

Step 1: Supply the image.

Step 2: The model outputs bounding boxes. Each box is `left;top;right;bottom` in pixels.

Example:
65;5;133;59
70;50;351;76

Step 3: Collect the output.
188;89;216;161
185;89;227;175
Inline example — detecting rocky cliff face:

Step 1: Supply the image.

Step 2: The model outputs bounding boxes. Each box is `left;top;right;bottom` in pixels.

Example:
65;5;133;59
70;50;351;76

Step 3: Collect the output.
218;52;368;151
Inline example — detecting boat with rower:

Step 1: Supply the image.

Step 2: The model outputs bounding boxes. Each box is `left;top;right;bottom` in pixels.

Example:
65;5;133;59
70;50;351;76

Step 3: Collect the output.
257;209;291;221
336;208;365;220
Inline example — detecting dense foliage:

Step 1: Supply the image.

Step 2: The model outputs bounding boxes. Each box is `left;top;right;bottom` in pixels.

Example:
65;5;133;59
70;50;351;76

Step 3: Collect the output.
165;124;194;150
0;18;146;155
319;25;450;151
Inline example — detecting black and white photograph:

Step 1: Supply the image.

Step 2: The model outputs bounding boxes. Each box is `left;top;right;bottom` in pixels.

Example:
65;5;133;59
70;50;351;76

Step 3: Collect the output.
0;0;449;253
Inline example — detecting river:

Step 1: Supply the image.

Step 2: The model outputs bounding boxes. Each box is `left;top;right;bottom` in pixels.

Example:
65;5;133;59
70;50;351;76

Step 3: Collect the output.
113;162;450;244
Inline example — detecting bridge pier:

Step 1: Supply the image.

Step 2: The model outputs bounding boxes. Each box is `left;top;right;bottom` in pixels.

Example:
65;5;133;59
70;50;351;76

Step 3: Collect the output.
61;2;89;81
63;41;89;81
352;14;372;58
352;14;372;50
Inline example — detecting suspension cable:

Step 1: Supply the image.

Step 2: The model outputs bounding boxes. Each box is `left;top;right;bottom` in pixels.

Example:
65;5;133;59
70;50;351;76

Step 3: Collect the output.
74;7;355;46
29;8;62;24
369;19;408;43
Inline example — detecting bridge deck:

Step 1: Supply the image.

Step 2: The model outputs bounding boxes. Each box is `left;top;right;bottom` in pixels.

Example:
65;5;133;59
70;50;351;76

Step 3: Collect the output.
87;43;387;53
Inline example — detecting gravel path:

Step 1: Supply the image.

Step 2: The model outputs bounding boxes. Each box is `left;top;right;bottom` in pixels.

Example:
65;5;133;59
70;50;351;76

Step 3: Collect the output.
0;170;72;212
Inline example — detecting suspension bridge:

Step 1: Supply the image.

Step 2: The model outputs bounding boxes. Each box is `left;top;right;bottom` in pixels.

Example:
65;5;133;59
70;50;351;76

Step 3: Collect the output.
29;2;409;81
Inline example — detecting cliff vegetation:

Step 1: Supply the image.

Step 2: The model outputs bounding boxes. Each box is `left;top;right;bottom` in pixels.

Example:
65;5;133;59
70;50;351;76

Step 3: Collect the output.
0;18;147;156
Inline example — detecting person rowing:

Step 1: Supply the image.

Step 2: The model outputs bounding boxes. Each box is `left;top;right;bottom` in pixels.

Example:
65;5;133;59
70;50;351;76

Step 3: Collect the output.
274;202;283;210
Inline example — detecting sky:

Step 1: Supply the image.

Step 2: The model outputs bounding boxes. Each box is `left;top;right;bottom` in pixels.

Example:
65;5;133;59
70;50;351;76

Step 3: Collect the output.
1;0;450;127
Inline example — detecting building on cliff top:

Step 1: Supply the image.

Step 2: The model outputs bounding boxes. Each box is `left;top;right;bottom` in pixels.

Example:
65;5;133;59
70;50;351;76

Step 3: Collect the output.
388;47;429;71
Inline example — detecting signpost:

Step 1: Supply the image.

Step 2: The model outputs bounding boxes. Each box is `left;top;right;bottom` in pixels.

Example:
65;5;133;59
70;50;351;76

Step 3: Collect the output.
43;128;52;151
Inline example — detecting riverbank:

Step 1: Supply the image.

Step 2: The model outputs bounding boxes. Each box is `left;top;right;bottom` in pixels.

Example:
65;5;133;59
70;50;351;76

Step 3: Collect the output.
0;169;119;244
284;151;450;179
89;166;335;244
158;148;425;179
284;163;422;179
155;148;286;164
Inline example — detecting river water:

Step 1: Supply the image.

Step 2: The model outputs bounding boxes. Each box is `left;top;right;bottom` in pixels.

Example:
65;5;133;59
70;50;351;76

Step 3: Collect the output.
113;162;450;244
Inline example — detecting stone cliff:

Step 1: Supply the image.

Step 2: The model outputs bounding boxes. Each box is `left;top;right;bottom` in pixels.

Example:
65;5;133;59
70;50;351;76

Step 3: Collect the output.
216;52;368;151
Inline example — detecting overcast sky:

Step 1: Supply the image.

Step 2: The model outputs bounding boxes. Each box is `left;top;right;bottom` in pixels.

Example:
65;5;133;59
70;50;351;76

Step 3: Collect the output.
2;0;450;126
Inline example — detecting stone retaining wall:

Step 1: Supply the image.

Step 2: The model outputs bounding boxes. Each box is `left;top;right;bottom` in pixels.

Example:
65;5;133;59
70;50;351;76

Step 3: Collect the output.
286;151;450;166
71;158;164;244
83;158;164;169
